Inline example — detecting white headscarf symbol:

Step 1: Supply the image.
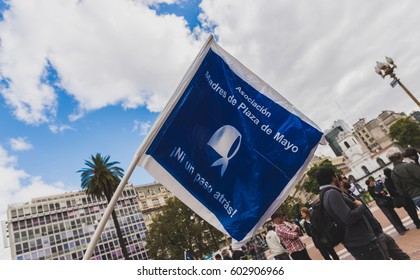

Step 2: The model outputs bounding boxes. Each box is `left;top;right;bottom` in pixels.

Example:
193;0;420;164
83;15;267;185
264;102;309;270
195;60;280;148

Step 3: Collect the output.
207;125;242;176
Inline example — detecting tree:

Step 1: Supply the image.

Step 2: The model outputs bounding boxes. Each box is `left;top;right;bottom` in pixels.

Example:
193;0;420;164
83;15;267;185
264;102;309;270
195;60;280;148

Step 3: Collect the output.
146;197;224;260
277;195;303;219
302;159;341;195
78;153;130;259
389;117;420;148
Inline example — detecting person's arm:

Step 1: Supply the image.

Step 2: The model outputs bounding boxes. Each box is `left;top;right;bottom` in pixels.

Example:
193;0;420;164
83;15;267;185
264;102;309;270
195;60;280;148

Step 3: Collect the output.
326;190;365;226
276;224;299;240
407;163;420;181
392;170;408;196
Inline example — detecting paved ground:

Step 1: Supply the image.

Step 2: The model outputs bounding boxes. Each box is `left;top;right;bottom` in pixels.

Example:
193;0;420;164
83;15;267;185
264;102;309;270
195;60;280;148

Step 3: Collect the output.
266;202;420;260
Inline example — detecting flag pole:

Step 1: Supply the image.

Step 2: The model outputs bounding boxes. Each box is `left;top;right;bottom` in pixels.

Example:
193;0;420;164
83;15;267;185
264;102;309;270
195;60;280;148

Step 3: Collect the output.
83;35;214;260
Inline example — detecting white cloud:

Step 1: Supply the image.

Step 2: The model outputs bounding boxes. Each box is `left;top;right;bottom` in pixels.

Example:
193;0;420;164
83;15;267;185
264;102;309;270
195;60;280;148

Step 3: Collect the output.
1;0;420;131
1;0;419;143
0;146;70;259
48;124;74;134
8;137;33;151
0;0;206;125
198;0;420;130
132;120;152;136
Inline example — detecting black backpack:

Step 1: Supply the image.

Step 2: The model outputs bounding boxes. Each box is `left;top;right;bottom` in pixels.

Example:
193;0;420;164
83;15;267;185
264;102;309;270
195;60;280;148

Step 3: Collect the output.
310;187;345;247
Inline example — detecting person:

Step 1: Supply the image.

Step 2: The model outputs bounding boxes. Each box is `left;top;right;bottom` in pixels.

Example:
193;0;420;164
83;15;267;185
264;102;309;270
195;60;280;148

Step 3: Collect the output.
254;234;268;250
214;253;223;260
231;248;247;260
221;248;233;260
365;178;408;235
339;175;409;260
245;236;267;260
315;167;386;260
403;147;419;165
265;225;290;260
384;167;420;229
388;149;420;210
293;218;305;235
271;211;311;260
300;207;339;260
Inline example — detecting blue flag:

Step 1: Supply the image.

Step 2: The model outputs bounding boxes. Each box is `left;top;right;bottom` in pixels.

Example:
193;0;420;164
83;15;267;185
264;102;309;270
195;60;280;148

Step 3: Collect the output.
137;35;323;246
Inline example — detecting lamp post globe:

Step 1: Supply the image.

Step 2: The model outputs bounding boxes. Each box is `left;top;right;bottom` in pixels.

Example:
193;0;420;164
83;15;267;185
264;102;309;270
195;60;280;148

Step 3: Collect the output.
374;56;420;107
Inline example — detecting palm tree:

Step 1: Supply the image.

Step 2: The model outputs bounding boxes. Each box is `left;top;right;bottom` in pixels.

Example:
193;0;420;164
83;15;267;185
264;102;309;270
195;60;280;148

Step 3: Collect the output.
78;153;130;259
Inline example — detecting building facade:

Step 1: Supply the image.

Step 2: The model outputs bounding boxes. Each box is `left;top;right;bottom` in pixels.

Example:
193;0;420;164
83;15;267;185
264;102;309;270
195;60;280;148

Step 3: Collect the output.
5;185;148;260
134;182;174;229
310;155;351;175
353;110;405;153
337;131;404;185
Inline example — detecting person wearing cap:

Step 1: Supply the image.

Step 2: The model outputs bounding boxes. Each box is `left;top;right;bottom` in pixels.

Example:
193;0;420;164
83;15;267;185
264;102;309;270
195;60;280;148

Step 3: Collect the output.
388;149;420;210
271;211;311;260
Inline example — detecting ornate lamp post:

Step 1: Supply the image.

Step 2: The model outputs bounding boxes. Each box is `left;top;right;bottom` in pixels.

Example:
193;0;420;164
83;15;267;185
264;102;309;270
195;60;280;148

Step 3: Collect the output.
375;56;420;107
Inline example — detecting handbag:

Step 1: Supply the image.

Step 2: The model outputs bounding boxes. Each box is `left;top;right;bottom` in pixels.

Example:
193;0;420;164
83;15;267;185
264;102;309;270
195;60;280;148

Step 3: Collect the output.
393;196;406;208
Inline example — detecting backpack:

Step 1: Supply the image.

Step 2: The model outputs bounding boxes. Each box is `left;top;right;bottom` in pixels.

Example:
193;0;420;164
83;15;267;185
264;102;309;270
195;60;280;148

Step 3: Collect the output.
310;187;345;247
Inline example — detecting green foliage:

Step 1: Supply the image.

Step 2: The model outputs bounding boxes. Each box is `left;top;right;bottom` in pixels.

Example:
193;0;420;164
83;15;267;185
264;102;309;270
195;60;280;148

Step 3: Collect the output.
389;117;420;148
276;196;304;220
78;153;124;201
302;159;341;195
146;197;224;260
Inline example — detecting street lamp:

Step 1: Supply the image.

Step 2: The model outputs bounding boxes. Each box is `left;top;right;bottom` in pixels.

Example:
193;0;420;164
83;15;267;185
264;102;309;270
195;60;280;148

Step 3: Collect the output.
374;56;420;107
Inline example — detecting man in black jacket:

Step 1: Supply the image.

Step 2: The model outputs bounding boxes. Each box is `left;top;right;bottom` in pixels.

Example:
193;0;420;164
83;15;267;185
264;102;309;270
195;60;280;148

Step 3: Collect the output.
339;175;409;259
315;167;387;260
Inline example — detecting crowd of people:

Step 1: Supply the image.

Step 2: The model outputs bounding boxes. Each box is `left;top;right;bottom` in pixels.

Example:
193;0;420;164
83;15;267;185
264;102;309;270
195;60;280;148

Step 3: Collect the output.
212;146;420;260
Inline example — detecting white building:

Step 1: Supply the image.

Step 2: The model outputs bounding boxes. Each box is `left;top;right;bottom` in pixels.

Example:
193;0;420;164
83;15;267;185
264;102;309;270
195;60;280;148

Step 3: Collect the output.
336;131;403;187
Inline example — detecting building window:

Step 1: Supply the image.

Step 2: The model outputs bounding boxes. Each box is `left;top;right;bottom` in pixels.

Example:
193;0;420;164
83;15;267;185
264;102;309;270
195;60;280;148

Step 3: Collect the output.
376;157;386;167
344;141;350;148
141;201;148;209
152;199;160;206
361;166;370;175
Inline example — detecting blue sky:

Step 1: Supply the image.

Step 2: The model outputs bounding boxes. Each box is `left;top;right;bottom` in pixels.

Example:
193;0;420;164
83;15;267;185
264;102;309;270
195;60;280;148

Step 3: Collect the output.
0;0;204;191
1;0;420;259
